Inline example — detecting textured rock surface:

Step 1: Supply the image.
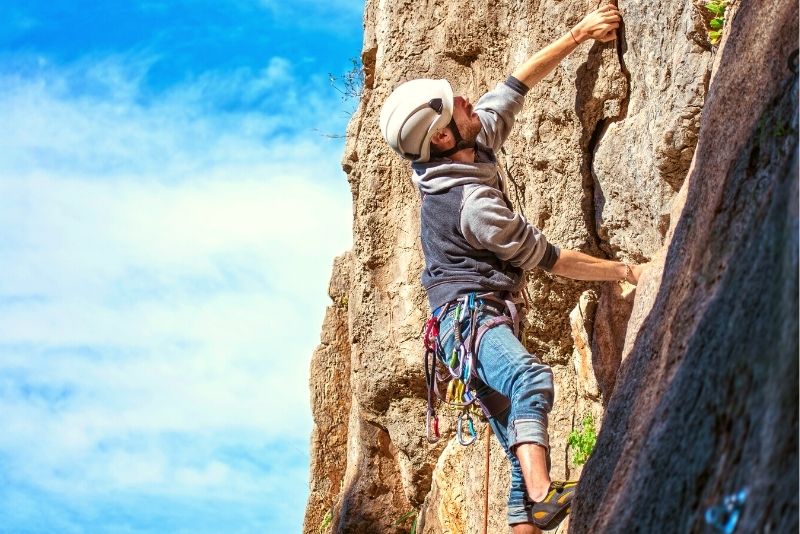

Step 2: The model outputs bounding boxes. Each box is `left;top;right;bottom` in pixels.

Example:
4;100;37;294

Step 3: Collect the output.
418;432;509;534
591;0;714;260
570;1;799;532
304;254;353;534
303;0;795;532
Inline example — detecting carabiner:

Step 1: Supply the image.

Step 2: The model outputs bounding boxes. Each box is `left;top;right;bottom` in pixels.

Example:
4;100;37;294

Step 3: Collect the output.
423;316;440;351
447;347;459;368
455;379;465;402
458;344;467;369
456;410;477;446
461;350;471;380
705;488;748;534
458;295;469;321
446;379;456;402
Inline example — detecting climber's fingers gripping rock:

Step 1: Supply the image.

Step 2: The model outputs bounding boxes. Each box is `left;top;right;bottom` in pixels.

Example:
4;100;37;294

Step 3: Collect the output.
629;263;648;286
574;3;621;44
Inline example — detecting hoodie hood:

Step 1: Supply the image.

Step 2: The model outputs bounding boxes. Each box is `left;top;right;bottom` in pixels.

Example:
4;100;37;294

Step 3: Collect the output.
410;142;500;194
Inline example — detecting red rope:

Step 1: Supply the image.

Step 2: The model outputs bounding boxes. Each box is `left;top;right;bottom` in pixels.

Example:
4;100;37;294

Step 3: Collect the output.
483;425;490;534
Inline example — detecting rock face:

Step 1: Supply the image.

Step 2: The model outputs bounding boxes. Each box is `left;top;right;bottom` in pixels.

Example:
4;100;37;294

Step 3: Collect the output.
304;0;798;532
570;1;800;532
304;254;353;534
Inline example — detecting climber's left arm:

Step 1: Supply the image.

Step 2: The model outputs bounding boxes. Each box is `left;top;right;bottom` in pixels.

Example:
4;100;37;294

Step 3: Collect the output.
512;4;621;89
549;248;643;284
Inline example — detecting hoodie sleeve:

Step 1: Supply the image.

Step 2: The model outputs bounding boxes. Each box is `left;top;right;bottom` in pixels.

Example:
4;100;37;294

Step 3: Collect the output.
460;184;560;271
474;76;529;152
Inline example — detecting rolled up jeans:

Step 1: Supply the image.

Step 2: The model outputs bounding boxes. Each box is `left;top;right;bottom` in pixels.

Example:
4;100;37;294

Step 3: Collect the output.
437;305;554;525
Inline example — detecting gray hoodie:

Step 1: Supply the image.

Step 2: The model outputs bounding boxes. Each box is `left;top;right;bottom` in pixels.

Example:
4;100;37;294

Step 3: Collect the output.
411;77;559;310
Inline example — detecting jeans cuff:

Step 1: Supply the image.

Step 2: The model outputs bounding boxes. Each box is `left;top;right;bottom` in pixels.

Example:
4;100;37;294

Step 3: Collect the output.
507;502;534;525
509;417;549;451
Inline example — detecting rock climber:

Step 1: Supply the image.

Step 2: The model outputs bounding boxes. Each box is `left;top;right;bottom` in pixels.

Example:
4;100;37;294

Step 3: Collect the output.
379;4;640;532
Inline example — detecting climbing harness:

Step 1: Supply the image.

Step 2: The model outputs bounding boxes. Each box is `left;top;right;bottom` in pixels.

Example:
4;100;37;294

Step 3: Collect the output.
422;291;525;445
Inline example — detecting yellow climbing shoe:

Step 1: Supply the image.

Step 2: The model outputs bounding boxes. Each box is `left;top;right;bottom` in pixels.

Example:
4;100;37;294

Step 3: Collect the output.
528;480;578;530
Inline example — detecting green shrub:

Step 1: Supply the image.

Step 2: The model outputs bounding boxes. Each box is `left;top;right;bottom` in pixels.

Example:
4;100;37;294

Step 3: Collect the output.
568;414;597;466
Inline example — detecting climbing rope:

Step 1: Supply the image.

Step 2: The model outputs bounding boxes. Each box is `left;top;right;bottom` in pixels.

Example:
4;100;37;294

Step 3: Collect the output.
482;424;491;534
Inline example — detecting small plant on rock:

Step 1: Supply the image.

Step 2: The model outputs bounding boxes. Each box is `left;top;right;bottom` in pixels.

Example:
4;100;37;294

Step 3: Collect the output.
328;57;365;109
318;57;365;139
394;510;417;534
319;509;332;533
568;414;597;466
705;1;728;45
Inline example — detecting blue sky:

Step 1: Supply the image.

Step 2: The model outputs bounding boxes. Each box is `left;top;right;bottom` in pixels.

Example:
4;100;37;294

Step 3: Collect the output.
0;1;362;532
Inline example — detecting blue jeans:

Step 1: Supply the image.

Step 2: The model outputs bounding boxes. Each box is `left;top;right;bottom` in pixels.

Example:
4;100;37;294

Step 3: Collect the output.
438;304;554;525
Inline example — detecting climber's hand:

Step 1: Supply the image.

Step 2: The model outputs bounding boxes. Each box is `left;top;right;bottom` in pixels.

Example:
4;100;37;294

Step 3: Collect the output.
628;263;647;285
572;4;621;44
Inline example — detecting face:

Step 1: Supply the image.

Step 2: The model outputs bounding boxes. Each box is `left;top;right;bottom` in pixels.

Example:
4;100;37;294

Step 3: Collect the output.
451;96;482;143
430;95;482;154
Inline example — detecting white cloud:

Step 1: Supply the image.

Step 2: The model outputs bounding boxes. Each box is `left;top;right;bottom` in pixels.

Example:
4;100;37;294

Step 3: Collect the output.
0;54;350;179
0;50;353;527
262;56;293;85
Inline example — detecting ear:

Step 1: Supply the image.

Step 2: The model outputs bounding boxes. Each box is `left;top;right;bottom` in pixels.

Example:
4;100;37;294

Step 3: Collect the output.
430;127;452;150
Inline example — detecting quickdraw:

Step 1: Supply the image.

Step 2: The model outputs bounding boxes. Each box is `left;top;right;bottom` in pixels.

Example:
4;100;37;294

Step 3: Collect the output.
423;304;447;443
422;291;523;445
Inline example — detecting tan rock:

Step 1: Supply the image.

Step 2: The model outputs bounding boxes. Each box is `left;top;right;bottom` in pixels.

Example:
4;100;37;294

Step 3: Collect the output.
570;290;599;401
419;430;510;534
591;1;714;259
304;253;353;534
591;281;635;396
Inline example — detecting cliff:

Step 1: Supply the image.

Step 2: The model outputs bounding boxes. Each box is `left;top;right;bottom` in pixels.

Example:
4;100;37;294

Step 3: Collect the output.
305;0;798;532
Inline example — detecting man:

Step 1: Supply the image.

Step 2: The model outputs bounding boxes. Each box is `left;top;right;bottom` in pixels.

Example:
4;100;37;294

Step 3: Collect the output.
380;4;639;532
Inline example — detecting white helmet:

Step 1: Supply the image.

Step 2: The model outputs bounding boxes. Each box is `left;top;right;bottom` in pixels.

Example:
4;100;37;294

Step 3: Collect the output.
379;79;454;163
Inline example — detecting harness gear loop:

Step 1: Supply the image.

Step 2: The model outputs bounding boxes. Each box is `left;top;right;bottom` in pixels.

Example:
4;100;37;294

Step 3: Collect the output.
423;305;450;443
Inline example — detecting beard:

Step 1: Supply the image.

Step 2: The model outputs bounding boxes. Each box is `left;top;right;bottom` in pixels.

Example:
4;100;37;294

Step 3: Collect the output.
453;114;481;145
430;114;482;156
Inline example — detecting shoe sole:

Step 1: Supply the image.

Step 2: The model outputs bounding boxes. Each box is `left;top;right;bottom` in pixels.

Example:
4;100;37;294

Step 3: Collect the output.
533;504;571;531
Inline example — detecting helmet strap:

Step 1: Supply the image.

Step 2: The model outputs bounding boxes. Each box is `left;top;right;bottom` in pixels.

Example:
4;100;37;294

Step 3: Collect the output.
431;117;475;159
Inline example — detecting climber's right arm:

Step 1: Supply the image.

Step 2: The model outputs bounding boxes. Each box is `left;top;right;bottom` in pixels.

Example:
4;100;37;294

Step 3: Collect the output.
460;185;559;271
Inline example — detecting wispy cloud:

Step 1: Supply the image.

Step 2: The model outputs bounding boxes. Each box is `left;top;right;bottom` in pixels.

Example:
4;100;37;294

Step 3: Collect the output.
0;47;352;532
259;0;365;30
0;54;349;177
